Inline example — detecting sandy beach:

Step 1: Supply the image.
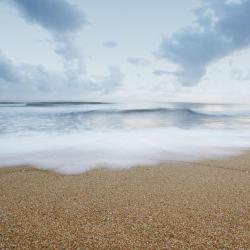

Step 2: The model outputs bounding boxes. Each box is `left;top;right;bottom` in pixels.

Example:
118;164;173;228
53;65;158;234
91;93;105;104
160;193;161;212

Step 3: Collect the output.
0;154;249;249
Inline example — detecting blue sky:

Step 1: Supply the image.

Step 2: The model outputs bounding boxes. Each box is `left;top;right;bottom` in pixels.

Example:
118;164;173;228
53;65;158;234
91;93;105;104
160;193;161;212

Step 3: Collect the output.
0;0;250;103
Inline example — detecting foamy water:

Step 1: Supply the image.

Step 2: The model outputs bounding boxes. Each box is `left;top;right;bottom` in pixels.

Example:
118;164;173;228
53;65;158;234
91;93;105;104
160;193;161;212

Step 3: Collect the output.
0;102;250;173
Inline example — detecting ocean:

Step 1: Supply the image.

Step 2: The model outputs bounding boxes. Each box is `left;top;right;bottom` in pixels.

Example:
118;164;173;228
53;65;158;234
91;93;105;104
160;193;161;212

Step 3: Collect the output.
0;102;250;173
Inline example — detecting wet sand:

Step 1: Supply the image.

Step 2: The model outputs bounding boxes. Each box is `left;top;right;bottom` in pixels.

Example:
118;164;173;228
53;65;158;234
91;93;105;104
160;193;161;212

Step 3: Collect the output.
0;154;250;249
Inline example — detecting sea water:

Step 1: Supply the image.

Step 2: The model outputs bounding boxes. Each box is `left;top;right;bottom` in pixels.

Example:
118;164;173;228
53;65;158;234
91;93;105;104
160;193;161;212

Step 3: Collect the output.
0;102;250;173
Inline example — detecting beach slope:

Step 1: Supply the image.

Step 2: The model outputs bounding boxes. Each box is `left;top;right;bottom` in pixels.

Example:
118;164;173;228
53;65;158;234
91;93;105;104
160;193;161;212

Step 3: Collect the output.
0;154;250;249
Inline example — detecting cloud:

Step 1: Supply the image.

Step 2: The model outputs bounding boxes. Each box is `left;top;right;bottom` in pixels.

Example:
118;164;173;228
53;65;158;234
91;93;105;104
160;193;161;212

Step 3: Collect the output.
102;41;118;48
157;0;250;86
10;0;85;32
0;51;66;96
0;2;124;100
0;52;20;83
230;68;250;81
10;0;87;71
0;51;123;100
153;70;173;76
127;57;150;66
84;67;123;93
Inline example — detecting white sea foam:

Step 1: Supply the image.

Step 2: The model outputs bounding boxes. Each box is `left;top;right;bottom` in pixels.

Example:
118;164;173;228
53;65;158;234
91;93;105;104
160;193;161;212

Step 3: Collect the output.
1;102;250;173
0;127;249;174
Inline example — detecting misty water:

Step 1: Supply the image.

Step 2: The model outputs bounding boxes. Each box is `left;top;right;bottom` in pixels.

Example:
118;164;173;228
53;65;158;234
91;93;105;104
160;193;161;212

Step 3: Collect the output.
0;102;250;173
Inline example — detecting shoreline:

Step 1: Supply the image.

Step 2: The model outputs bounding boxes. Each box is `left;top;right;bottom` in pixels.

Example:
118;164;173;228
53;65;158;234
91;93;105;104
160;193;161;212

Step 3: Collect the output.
0;149;249;175
0;153;250;249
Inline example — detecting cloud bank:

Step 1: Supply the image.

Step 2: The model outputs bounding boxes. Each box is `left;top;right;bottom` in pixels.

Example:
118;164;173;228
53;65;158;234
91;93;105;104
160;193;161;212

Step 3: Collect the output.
0;0;124;99
0;51;123;100
158;0;250;86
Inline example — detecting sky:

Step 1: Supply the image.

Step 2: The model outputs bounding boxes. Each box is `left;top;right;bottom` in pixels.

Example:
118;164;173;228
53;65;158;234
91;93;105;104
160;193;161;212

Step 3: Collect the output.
0;0;250;103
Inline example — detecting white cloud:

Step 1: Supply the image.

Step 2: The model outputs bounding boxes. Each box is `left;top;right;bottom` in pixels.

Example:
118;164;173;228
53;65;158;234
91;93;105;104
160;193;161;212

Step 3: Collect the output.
158;0;250;86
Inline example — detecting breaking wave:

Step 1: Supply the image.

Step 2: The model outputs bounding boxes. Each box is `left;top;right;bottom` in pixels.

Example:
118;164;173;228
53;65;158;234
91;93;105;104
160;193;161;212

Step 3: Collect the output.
0;102;250;173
